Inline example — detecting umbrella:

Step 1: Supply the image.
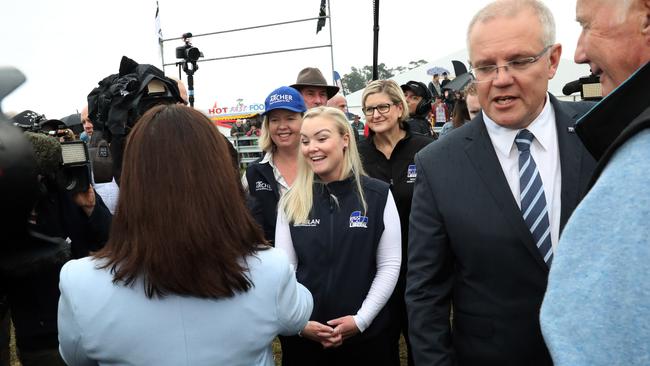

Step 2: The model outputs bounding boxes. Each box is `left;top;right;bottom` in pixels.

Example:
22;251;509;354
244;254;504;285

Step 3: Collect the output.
442;73;475;92
427;66;450;76
452;60;468;76
60;113;83;134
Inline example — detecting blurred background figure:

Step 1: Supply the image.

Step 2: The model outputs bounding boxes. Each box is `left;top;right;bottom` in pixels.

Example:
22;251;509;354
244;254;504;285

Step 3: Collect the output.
431;96;449;129
350;114;364;142
57;104;312;366
401;81;434;138
427;73;442;98
439;96;470;138
465;83;481;119
276;107;401;365
326;94;348;114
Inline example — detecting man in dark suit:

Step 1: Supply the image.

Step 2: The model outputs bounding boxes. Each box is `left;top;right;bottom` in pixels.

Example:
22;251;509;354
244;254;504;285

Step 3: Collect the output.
405;1;596;365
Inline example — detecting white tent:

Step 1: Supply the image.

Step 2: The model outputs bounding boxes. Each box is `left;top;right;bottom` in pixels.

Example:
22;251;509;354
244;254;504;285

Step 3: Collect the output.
345;49;590;117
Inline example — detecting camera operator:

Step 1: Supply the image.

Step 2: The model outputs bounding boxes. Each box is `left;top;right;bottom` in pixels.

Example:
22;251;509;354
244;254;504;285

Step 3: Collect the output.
0;109;112;366
88;56;238;185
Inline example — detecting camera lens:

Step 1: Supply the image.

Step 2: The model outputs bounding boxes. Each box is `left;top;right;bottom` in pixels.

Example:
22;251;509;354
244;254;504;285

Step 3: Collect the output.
186;47;201;62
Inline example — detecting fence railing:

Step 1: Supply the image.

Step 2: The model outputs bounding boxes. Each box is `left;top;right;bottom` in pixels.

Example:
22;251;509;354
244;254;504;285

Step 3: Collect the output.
227;135;263;168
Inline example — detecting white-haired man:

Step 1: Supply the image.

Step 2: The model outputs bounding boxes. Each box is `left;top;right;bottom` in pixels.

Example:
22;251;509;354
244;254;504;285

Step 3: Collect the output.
541;1;650;365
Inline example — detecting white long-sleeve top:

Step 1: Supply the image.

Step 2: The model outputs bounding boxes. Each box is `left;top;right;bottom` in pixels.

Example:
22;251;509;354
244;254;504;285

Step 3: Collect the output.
275;190;401;332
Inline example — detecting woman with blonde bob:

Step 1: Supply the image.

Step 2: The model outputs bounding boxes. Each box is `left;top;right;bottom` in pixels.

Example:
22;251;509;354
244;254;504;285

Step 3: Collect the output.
275;106;402;365
244;86;307;244
358;79;432;365
57;104;312;366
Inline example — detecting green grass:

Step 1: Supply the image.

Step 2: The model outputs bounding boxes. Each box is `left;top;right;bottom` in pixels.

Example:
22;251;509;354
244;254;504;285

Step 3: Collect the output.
9;327;408;365
272;335;408;365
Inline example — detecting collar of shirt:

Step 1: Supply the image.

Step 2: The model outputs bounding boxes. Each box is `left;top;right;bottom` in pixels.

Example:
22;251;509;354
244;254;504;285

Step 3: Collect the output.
262;151;290;193
483;95;554;157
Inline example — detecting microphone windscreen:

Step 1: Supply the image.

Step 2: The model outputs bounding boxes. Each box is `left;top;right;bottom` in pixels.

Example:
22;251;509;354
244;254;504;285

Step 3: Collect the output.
23;132;61;177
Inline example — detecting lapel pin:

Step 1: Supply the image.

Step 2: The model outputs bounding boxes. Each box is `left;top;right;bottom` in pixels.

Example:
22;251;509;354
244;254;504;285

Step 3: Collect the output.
567;126;575;133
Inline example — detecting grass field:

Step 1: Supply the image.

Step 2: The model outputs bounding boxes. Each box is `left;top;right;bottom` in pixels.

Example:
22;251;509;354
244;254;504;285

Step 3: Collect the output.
9;327;408;365
272;335;408;365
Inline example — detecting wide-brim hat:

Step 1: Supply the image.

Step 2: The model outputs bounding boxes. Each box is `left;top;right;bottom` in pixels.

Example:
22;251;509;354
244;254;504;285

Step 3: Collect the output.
290;67;340;99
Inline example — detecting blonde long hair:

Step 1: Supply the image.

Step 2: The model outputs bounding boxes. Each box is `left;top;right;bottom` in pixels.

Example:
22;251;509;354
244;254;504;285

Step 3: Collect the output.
279;107;367;224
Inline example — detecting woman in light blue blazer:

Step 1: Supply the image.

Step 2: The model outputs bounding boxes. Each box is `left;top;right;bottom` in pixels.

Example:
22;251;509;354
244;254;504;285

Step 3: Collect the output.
57;104;313;366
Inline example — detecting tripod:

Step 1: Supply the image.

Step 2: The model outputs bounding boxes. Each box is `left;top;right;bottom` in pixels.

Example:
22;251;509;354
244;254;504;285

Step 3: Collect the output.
177;60;198;108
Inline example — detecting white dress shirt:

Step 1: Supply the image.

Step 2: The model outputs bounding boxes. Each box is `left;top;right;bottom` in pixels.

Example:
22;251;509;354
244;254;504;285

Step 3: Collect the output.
483;97;562;250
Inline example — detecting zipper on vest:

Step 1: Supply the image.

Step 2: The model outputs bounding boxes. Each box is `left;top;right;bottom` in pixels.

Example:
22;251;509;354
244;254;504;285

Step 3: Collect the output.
325;188;335;308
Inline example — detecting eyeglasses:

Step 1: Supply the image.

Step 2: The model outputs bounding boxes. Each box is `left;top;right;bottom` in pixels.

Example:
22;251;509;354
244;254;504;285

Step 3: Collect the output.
363;103;395;116
469;45;552;83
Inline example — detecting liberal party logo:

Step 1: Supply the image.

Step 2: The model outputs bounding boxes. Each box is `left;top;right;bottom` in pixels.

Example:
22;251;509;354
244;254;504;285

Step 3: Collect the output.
349;211;368;228
406;164;417;183
255;181;272;192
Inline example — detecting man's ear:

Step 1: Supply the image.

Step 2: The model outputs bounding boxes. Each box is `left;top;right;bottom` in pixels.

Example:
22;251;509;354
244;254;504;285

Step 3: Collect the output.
642;1;650;37
547;43;562;80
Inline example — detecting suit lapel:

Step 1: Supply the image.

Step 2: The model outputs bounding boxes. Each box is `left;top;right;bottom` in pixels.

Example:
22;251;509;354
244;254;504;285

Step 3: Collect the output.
463;117;549;271
550;96;584;231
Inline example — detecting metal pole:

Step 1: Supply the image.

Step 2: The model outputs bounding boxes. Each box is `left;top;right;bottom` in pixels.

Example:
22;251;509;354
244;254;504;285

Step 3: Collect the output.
162;17;329;42
327;1;336;90
163;45;332;67
372;0;380;80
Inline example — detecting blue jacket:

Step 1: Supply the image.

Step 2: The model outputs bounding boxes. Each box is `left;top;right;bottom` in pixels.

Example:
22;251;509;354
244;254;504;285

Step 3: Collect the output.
57;249;313;366
541;62;650;365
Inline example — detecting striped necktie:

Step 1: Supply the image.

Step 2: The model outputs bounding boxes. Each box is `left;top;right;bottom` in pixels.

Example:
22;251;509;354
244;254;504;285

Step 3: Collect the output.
515;129;553;266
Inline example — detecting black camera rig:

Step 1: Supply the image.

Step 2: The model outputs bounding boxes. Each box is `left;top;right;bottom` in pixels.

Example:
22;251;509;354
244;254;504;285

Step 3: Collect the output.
12;110;92;195
175;32;203;107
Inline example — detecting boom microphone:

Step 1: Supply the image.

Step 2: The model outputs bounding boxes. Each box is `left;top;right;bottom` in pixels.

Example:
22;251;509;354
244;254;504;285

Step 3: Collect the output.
562;79;583;96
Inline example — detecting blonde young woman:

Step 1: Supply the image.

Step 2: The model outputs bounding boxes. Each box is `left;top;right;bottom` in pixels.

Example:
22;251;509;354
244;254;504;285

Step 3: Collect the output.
357;79;433;365
275;107;402;366
244;86;307;244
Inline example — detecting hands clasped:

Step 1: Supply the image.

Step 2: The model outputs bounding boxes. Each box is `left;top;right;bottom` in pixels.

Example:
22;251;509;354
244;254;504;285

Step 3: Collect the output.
300;315;360;348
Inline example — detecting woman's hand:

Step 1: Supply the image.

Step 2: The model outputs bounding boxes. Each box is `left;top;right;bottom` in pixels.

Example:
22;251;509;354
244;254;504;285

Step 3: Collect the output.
300;321;342;348
327;315;360;341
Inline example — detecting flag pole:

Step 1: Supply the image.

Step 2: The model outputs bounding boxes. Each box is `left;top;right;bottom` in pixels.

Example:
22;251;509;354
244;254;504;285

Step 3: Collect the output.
156;1;165;70
327;0;336;92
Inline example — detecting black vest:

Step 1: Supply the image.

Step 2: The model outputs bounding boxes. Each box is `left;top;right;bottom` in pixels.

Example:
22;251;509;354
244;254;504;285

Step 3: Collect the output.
289;175;392;342
245;160;280;244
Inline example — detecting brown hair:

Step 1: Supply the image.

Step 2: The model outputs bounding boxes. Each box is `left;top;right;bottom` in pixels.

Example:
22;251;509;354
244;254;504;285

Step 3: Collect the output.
452;99;470;129
95;104;267;299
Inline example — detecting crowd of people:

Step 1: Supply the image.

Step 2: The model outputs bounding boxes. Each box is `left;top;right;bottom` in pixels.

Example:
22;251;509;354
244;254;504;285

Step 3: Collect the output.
0;0;649;365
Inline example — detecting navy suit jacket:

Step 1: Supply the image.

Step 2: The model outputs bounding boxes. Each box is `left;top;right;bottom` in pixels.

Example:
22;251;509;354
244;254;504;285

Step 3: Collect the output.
405;95;596;366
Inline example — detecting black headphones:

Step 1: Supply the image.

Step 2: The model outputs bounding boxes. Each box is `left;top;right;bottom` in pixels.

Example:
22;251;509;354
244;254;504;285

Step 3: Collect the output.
403;81;433;117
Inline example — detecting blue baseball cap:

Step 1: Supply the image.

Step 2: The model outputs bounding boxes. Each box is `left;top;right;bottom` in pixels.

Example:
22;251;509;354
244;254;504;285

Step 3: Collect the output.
262;86;307;116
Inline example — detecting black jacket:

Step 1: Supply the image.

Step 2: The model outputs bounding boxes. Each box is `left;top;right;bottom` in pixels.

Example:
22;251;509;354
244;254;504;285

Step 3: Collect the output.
358;128;432;270
2;189;111;351
405;117;433;137
289;176;392;343
576;61;650;188
245;158;280;244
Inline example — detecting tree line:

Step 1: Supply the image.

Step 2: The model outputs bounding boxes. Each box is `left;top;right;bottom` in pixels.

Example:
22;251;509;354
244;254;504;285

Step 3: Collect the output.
340;60;428;94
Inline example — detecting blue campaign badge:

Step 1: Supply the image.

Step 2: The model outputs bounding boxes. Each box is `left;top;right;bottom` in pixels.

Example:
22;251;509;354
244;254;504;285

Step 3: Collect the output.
349;211;368;228
407;164;417;183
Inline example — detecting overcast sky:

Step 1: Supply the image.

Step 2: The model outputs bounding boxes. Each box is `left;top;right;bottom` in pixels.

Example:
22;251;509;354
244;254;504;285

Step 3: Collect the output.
1;0;581;118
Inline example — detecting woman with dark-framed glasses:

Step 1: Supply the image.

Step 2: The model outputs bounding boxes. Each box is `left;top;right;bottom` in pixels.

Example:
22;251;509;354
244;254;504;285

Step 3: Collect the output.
357;79;432;365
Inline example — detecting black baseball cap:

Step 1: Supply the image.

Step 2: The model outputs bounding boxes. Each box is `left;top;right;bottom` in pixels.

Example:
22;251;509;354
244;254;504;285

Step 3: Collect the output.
401;81;430;99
